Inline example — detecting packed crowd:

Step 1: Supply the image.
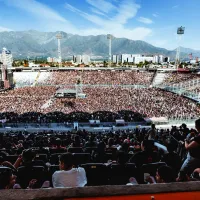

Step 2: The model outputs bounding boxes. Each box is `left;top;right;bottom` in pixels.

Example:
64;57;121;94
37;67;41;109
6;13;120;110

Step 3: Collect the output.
163;73;200;85
0;87;199;122
14;71;200;88
13;71;154;87
43;71;154;85
0;87;56;120
1;120;200;189
48;88;199;119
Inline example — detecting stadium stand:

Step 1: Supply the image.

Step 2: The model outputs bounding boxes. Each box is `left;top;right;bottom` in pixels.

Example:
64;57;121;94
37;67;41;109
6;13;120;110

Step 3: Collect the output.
0;70;200;196
0;87;199;122
34;71;154;86
0;120;200;190
162;73;200;85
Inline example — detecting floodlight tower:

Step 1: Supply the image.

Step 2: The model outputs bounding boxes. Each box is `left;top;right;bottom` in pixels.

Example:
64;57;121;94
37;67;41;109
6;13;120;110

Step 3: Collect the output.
175;26;185;68
56;33;62;67
107;34;114;67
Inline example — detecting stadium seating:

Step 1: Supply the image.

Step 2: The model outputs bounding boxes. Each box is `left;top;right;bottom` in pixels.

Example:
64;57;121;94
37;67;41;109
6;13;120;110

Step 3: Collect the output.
80;163;109;186
17;166;46;189
5;155;18;164
73;153;91;165
109;163;138;185
34;154;48;163
0;166;12;174
68;147;83;153
50;154;62;165
139;162;167;184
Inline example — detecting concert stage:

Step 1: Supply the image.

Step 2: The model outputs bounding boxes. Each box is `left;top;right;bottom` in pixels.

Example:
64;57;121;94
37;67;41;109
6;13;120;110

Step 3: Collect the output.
55;88;86;98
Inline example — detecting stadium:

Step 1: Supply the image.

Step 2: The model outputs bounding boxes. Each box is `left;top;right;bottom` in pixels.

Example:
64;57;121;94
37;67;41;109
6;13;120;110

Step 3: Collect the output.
0;69;199;126
1;2;200;197
0;66;200;199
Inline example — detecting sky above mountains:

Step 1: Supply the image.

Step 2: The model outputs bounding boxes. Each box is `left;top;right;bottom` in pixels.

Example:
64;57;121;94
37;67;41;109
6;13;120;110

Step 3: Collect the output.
0;0;199;50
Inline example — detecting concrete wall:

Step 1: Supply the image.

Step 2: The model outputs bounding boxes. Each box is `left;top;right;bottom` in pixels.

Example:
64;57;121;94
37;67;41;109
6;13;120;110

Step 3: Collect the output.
0;182;200;200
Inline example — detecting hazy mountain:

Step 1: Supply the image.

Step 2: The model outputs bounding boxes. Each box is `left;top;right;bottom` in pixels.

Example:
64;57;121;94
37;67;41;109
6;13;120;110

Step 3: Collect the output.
178;47;200;58
0;30;196;60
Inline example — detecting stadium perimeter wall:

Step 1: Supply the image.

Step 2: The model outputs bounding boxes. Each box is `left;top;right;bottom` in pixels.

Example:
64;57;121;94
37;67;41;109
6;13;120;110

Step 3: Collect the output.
0;182;200;200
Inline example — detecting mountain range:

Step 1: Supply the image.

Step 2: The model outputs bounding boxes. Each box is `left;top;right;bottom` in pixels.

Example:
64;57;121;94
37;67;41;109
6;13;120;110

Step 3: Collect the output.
0;30;199;60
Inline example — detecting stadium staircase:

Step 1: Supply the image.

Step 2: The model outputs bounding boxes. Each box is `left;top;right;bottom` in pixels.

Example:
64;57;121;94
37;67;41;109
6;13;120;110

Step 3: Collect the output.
161;78;200;102
151;70;157;85
41;95;55;110
32;71;41;86
152;72;166;86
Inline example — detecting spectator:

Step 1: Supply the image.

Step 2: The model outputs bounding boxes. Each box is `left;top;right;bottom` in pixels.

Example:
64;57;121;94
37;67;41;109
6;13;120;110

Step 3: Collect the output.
146;166;176;184
192;168;200;180
161;143;182;174
107;138;115;148
71;135;82;148
84;135;97;148
0;169;16;189
129;140;159;167
92;141;107;163
115;151;128;165
52;153;87;188
148;124;157;140
180;123;190;137
14;149;47;169
179;119;200;176
156;166;176;183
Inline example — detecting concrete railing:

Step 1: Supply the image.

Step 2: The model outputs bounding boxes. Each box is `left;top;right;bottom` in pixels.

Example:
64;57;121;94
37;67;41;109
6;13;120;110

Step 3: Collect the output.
0;182;200;200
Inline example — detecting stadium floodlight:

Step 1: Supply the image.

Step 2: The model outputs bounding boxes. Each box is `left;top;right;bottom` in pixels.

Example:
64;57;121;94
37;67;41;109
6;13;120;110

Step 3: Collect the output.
107;34;114;67
56;33;62;68
177;26;185;35
175;26;185;68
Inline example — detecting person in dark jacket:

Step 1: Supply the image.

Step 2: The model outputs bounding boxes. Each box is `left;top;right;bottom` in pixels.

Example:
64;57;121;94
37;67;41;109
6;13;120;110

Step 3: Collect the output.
129;140;159;167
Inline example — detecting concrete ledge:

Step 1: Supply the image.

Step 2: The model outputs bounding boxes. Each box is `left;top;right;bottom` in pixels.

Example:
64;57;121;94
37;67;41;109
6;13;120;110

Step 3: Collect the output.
1;182;200;200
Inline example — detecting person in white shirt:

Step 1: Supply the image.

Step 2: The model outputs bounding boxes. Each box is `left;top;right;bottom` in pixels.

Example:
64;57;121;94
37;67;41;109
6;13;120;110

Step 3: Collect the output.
148;124;157;140
52;153;87;188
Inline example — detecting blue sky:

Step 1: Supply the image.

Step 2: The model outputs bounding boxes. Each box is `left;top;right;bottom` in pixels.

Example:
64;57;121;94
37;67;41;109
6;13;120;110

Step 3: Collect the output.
0;0;200;50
